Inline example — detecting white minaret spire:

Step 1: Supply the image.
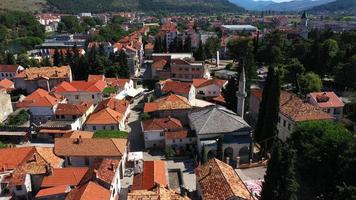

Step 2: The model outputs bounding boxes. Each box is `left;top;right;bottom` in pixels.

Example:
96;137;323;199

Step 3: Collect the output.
237;67;247;118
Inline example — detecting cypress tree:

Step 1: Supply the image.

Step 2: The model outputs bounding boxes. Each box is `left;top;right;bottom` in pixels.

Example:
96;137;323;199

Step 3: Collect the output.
184;35;192;52
221;74;238;112
53;48;61;66
255;66;281;150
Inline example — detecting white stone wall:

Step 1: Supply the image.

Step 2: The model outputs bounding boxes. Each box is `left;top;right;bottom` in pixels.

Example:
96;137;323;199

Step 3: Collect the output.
277;113;295;142
0;92;13;123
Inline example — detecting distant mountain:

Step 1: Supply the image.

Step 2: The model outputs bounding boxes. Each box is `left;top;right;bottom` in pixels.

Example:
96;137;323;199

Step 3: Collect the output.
310;0;356;13
229;0;335;11
46;0;244;13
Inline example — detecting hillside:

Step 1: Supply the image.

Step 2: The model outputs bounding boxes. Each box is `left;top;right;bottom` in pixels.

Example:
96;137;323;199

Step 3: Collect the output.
310;0;356;13
0;0;48;12
46;0;244;13
229;0;335;11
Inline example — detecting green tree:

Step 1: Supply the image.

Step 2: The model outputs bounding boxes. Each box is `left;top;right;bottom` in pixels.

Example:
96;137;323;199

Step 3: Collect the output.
261;140;299;200
255;66;281;151
298;72;322;96
335;55;356;90
193;40;205;61
42;57;52;67
154;37;163;53
183;35;192;52
53;48;61;66
16;54;31;67
204;36;220;61
321;39;339;75
5;52;16;65
282;58;305;93
221;75;238;112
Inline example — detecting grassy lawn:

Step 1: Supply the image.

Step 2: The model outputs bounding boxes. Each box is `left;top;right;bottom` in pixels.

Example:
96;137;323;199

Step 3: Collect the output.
93;130;128;139
102;87;117;95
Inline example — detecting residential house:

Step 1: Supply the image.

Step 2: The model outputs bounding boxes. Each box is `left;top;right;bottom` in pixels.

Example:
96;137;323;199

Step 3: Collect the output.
54;138;127;177
14;66;72;93
307;91;344;120
157;79;195;101
54;80;107;104
196;158;254;200
84;98;130;131
278;91;333;141
171;59;206;81
38;102;94;140
144;43;154;59
0;78;15;92
131;160;168;191
65;181;110;200
141;117;191;149
159;21;178;50
0;147;55;199
0;64;23;80
128;185;190;200
16;88;62;124
35;185;71;199
144;94;192;123
40;167;89;188
193;78;227;99
188;106;253;163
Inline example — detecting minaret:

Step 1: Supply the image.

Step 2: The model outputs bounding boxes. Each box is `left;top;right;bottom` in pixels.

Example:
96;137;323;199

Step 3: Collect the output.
300;11;309;38
237;67;247;118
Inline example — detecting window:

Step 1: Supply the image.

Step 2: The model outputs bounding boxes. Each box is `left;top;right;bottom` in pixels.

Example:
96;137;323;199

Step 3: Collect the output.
288;123;291;131
283;120;286;127
172;139;175;143
278;116;281;123
16;185;22;190
92;95;95;99
179;68;183;71
334;108;341;114
67;157;71;165
111;126;115;130
327;108;331;113
61;115;65;119
160;132;164;136
75;95;79;99
56;115;59;119
103;126;106;130
72;115;76;120
179;139;182;142
93;126;96;130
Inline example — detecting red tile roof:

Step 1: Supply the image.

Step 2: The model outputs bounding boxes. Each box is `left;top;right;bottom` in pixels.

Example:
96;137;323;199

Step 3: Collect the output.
80;158;119;186
128;185;190;200
142;117;183;131
62;130;94;139
16;88;60;108
0;64;19;72
36;185;70;198
86;107;123;125
65;181;110;200
144;94;192;112
87;74;105;82
55;102;92;116
152;59;168;70
55;80;107;93
196;158;254;200
132;160;167;191
41;167;89;187
165;130;188;140
105;78;130;88
0;78;14;89
280;91;333;122
15;66;71;80
193;79;227;88
54;138;127;157
212;95;226;104
35;147;64;168
0;147;36;171
308;92;344;108
94;98;129;113
161;80;192;95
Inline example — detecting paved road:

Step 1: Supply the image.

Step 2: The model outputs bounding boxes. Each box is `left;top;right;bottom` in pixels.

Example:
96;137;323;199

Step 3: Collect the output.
126;100;145;152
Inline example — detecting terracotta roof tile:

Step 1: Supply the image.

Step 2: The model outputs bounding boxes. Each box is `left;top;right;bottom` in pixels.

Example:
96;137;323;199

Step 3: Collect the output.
132;160;167;191
0;64;20;72
94;98;129;113
41;167;89;187
144;94;192;112
308;91;344;108
105;78;130;88
128;185;190;200
193;79;227;88
81;158;119;186
54;138;127;157
165;130;188;140
152;59;168;70
55;102;92;116
87;74;105;82
62;130;94;139
55;80;107;93
36;185;70;198
196;158;254;200
0;147;36;171
161;80;192;95
15;66;71;80
280;91;333;122
142;117;183;131
213;95;226;103
35;147;64;168
65;181;110;200
16;88;60;108
0;78;14;89
85;107;123;125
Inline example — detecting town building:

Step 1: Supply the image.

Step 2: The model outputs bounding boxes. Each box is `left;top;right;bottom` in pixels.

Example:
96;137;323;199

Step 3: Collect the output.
14;66;72;93
221;25;258;35
54;80;107;104
157;79;196;101
131;160;168;191
0;78;15;92
196;158;254;200
188;106;253;163
0;91;13;123
307;91;344;120
193;78;227;99
0;64;23;81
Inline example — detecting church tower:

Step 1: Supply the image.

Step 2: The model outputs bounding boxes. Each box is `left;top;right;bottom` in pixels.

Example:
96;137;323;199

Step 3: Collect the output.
237;67;247;118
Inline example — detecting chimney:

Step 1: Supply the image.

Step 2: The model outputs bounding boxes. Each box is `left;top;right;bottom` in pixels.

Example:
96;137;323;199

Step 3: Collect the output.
209;165;212;174
236;157;240;169
79;135;82;143
225;157;230;165
33;154;37;162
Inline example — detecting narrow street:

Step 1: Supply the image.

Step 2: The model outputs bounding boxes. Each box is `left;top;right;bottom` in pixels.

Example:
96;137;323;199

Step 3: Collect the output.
126;98;145;152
